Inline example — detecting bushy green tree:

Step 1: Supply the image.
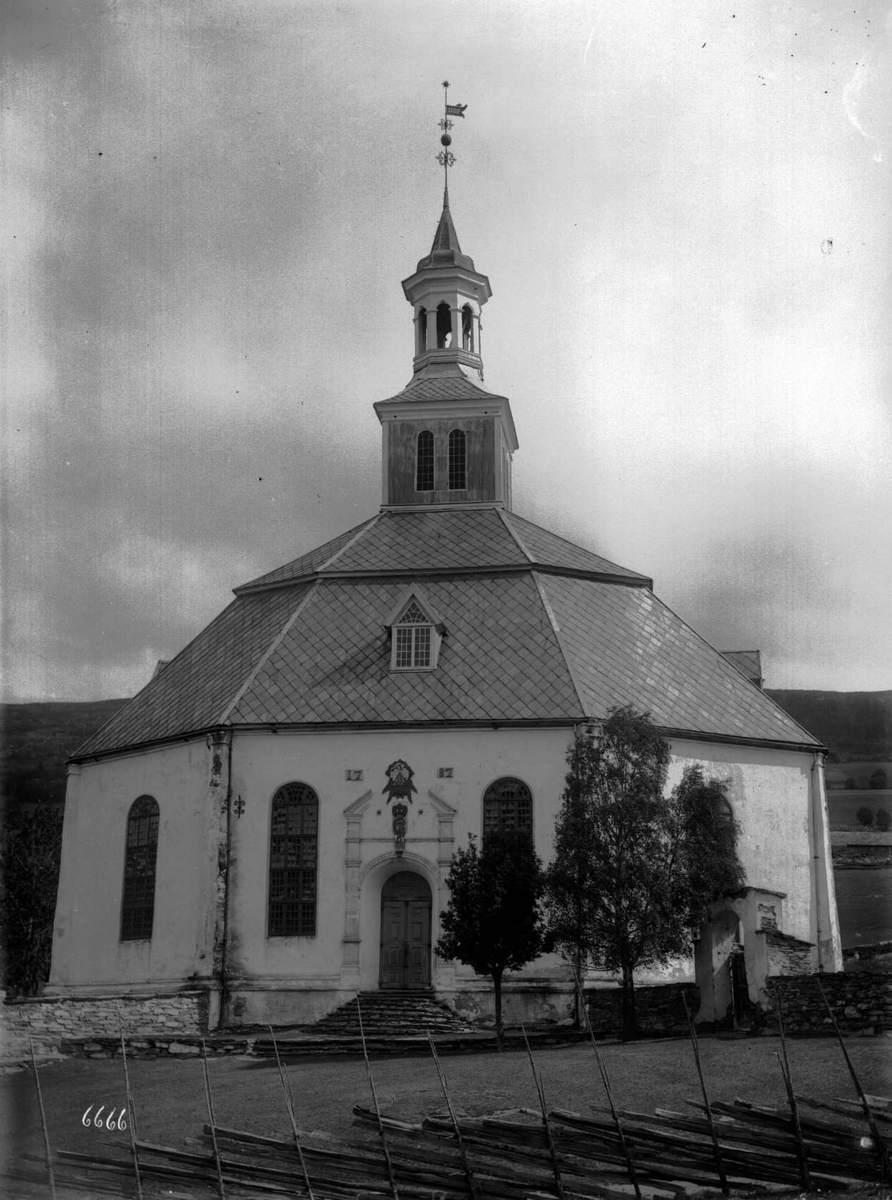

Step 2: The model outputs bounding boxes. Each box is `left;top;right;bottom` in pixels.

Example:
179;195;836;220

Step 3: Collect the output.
437;832;545;1047
876;809;891;832
869;768;888;791
0;801;64;994
857;805;874;827
544;706;744;1040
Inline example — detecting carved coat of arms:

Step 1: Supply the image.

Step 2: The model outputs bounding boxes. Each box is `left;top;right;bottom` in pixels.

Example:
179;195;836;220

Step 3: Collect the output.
382;759;417;805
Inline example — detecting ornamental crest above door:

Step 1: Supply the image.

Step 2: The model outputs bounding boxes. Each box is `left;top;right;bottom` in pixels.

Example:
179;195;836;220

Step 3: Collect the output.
382;759;417;805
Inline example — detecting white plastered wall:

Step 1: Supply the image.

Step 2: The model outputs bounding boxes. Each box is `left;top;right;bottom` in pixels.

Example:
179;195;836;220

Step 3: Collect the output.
46;721;840;1025
47;739;216;995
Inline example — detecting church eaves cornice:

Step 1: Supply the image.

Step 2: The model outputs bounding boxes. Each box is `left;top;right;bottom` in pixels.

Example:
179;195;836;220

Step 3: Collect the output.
68;717;826;766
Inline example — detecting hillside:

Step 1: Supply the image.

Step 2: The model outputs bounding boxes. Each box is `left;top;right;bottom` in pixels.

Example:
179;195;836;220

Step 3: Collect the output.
765;689;892;761
0;700;128;814
1;690;890;816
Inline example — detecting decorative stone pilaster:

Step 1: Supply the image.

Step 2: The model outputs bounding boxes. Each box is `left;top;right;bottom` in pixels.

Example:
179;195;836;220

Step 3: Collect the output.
427;789;457;880
341;790;372;980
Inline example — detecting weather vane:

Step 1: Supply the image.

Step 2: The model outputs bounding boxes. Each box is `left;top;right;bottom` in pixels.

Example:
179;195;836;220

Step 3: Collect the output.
438;80;467;192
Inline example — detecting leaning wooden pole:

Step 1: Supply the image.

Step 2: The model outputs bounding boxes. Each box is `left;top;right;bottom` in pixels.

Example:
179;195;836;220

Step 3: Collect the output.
774;994;811;1191
268;1025;315;1199
200;1038;227;1199
427;1031;481;1200
681;991;728;1194
816;978;891;1183
522;1023;566;1200
575;970;642;1200
356;997;400;1200
28;1025;57;1200
117;1012;144;1200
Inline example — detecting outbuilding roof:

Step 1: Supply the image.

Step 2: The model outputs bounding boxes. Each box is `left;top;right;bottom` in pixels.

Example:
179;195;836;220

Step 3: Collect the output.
73;507;820;760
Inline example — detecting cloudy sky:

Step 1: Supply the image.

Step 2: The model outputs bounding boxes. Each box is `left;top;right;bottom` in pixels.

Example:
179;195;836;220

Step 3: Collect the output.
3;0;890;702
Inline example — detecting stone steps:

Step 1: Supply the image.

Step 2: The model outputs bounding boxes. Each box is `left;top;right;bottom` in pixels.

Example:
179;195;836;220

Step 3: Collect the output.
305;990;476;1037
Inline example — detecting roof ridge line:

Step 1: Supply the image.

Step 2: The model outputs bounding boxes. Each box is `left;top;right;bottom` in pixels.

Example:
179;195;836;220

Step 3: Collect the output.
320;512;381;572
511;511;651;583
217;581;322;725
70;596;248;759
643;589;822;747
495;507;533;564
531;570;588;721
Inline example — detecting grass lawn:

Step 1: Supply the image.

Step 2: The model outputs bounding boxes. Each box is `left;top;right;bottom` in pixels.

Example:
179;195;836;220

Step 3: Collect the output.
3;1035;891;1186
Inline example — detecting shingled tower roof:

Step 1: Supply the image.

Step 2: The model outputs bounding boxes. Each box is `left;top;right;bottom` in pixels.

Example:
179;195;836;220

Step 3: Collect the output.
415;189;477;273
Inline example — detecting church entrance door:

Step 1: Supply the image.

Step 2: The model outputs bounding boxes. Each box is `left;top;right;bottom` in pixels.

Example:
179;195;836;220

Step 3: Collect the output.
379;872;431;989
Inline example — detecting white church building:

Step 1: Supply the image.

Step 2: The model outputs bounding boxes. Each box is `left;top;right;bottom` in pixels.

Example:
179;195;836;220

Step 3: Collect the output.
48;177;842;1032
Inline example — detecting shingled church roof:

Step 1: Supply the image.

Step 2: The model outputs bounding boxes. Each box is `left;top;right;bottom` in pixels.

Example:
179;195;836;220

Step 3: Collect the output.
73;507;820;760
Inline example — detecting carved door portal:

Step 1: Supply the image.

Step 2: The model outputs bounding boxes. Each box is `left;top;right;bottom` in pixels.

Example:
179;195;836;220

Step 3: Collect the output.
379;872;431;989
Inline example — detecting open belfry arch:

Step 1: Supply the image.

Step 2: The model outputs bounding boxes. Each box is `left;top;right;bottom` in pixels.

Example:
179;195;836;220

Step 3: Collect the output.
48;88;841;1033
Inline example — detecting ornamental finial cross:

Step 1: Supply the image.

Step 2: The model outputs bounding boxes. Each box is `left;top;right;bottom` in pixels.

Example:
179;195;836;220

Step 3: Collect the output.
437;80;466;188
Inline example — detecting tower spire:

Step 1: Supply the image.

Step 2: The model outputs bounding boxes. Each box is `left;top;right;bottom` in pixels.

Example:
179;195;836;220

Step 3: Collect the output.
400;85;490;382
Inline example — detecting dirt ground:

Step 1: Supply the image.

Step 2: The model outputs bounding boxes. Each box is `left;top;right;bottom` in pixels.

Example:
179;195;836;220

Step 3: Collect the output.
2;1034;890;1183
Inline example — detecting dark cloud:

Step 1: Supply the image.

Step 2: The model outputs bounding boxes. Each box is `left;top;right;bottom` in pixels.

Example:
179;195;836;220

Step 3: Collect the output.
4;1;889;699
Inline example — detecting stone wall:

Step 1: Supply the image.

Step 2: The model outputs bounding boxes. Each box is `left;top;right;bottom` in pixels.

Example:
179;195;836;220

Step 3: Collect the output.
765;929;814;976
767;973;892;1034
586;983;699;1036
1;990;209;1060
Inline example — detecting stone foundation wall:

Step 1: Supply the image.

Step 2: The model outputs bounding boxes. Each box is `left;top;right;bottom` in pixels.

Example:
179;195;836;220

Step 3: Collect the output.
1;990;209;1060
767;973;892;1034
586;983;700;1036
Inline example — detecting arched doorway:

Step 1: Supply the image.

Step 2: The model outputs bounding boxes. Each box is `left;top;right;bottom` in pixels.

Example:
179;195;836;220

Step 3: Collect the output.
379;872;431;990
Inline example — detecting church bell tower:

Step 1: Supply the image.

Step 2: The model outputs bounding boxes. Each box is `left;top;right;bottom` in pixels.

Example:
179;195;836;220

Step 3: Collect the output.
374;85;518;510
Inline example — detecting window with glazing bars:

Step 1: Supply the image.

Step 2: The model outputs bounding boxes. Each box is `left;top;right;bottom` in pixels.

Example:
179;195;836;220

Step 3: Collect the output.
268;783;318;936
394;600;432;668
121;796;160;940
483;777;533;843
448;428;466;490
416;430;434;491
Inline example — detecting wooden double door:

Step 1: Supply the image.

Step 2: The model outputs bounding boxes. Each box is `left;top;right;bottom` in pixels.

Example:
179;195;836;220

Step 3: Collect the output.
379;872;432;989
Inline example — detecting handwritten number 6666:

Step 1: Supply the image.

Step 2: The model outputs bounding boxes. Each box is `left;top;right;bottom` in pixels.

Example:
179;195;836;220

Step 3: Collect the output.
81;1105;128;1131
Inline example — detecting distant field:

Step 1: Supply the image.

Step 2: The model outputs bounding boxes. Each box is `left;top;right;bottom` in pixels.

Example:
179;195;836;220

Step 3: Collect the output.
834;865;892;947
827;790;892;827
825;759;891;789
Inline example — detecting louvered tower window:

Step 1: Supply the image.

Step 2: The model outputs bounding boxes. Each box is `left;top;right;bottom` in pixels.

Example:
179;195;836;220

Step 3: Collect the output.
268;783;319;937
483;777;533;844
121;796;160;940
416;430;434;492
461;304;474;351
436;301;452;348
448;428;466;490
416;306;427;355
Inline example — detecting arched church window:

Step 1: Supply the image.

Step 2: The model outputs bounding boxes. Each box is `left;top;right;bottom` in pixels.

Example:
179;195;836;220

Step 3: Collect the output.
461;304;474;352
483;777;533;844
120;796;160;941
448;428;466;490
268;783;319;937
416;307;427;355
436;302;452;348
416;430;434;492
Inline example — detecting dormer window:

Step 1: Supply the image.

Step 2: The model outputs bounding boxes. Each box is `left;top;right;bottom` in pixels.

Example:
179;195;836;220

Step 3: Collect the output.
386;590;445;671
